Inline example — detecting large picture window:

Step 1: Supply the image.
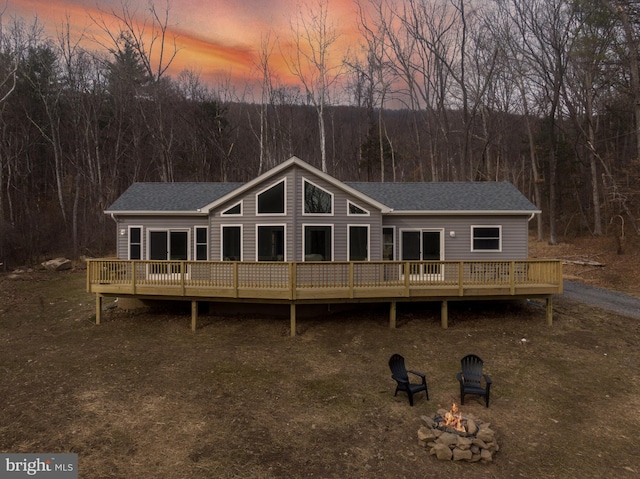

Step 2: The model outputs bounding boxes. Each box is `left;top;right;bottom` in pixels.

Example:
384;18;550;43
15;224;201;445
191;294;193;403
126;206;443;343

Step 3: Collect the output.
303;179;332;215
471;226;502;251
257;225;285;261
257;180;285;215
349;225;369;261
304;225;332;261
222;226;241;261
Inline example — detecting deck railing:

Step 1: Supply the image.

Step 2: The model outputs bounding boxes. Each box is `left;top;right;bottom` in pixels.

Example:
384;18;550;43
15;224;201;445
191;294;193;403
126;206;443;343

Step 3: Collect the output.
87;259;563;301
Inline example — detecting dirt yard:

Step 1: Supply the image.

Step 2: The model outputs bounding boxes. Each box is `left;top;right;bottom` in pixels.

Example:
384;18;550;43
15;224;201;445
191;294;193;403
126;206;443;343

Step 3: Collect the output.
1;235;640;478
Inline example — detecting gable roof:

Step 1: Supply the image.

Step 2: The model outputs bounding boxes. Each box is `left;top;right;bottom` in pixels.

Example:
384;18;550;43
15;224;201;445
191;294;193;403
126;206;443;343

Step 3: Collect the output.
346;181;540;215
106;182;243;215
105;157;539;216
198;156;392;213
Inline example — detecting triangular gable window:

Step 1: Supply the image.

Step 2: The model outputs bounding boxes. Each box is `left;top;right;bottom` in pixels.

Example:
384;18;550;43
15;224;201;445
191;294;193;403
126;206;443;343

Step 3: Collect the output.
347;200;369;216
222;202;242;216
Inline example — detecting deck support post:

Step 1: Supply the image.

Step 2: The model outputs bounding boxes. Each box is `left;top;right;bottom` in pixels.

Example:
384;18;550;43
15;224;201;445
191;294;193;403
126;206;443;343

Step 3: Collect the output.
441;300;448;329
546;296;553;325
191;300;198;332
389;301;397;329
290;303;296;337
95;294;102;325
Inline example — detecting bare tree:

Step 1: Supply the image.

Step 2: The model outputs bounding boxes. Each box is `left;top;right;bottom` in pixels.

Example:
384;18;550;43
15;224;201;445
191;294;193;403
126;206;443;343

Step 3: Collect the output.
283;0;345;173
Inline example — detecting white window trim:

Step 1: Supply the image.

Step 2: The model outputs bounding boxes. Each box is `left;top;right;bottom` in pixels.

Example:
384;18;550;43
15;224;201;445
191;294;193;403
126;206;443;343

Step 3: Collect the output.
302;223;333;261
398;228;444;261
128;225;143;260
256;178;287;216
194;226;209;261
255;223;287;261
146;228;191;260
302;177;334;216
221;200;243;217
220;224;243;261
382;226;395;261
347;224;370;261
347;200;370;216
470;225;502;252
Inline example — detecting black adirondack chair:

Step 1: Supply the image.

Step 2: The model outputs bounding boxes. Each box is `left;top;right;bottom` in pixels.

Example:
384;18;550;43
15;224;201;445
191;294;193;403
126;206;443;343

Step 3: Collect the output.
457;354;492;407
388;354;429;406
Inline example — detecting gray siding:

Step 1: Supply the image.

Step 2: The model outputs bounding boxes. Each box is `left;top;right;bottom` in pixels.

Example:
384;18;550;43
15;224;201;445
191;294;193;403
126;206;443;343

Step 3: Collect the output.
115;216;209;260
382;215;530;260
111;164;531;262
209;165;383;261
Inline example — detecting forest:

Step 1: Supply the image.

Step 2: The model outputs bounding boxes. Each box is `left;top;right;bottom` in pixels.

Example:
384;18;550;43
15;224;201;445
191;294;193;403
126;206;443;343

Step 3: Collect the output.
0;0;639;268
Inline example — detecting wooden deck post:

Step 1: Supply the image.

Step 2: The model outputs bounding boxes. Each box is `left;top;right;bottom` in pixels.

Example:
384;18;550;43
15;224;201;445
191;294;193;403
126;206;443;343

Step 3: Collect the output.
441;300;448;329
290;303;297;337
191;300;198;332
546;296;553;325
95;294;102;325
389;301;397;329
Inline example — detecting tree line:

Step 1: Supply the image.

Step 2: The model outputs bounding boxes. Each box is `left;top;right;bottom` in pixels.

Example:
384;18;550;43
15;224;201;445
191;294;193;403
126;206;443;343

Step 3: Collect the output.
0;0;639;268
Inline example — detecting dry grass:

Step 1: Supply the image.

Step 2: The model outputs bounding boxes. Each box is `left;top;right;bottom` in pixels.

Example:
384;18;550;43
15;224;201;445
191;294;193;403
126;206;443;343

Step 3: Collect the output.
1;238;640;478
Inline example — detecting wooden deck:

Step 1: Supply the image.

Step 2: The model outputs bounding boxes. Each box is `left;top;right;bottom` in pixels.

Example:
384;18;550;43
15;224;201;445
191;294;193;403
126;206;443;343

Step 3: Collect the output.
87;259;563;334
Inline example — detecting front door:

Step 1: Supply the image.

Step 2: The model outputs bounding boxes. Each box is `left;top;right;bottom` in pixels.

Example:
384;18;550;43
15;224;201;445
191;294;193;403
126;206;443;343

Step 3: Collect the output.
401;230;442;277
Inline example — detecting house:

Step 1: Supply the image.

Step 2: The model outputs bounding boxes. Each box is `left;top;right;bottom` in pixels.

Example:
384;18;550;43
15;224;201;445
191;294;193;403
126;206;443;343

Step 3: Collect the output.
92;156;561;333
105;156;540;264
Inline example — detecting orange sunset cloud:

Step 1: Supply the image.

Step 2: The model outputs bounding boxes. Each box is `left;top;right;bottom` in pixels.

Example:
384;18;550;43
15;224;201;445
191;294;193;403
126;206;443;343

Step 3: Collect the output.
4;0;364;92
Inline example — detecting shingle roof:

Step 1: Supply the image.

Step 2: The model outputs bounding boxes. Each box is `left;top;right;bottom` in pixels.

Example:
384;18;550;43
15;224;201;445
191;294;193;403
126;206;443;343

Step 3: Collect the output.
346;181;538;212
106;182;244;212
106;177;537;214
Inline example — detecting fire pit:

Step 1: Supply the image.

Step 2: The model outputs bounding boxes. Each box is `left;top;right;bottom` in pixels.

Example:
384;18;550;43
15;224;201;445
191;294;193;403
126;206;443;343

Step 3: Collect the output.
418;403;499;462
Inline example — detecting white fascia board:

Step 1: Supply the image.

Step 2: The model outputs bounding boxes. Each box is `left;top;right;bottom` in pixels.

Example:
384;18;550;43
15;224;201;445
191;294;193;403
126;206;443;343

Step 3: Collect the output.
385;209;542;216
105;210;208;216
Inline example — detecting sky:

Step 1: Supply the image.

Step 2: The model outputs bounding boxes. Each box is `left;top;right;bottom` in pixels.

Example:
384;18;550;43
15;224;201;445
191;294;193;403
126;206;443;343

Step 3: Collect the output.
5;0;363;94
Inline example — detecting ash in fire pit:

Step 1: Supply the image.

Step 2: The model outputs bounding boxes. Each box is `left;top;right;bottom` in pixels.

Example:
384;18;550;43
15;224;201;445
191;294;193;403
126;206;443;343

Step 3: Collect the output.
418;403;499;462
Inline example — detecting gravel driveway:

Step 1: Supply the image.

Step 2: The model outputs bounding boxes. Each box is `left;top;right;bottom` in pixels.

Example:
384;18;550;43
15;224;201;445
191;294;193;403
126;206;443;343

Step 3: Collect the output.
562;280;640;319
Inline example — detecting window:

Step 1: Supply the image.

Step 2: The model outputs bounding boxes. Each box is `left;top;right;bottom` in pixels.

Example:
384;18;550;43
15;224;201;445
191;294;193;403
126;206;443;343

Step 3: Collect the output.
347;201;369;216
195;227;208;260
222;226;242;261
257;225;285;261
349;225;369;261
304;225;332;261
472;226;502;251
129;226;142;260
303;179;332;214
222;202;242;216
257;180;285;215
382;227;394;260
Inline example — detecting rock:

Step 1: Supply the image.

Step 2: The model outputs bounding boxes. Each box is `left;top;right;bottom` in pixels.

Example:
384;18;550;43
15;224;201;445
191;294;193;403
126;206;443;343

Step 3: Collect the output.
421;416;435;428
42;257;72;271
436;432;459;447
431;444;453;461
453;448;473;461
466;418;478;435
476;427;495;443
418;426;436;443
472;438;488;449
480;448;493;462
456;436;473;450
